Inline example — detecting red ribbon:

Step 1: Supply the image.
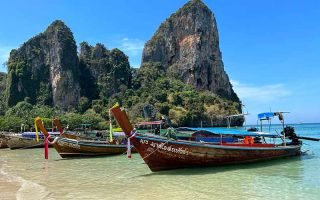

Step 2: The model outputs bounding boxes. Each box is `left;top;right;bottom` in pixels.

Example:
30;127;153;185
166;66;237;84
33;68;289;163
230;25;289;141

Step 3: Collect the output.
44;137;49;159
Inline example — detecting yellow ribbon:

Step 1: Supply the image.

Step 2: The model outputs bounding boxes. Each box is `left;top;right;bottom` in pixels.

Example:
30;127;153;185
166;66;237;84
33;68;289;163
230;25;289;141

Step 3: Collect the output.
113;127;123;132
34;117;41;142
109;121;113;143
111;102;119;109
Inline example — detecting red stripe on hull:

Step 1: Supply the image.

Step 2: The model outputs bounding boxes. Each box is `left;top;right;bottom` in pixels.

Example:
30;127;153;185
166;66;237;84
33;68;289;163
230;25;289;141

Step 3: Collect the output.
222;143;275;147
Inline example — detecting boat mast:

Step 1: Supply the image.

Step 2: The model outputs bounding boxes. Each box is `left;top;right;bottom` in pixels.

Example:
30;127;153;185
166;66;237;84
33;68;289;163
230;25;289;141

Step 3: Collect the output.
242;104;247;131
227;116;231;128
278;113;286;146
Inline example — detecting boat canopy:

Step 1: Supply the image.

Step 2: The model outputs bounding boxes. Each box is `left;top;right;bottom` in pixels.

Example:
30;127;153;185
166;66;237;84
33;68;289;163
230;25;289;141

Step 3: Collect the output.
226;114;248;117
22;131;60;136
112;132;126;137
137;121;162;125
176;127;279;137
21;131;60;139
258;112;276;120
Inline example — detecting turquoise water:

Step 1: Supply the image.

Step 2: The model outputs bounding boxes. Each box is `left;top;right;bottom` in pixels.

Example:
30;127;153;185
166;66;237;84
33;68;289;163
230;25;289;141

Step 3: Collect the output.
1;124;320;200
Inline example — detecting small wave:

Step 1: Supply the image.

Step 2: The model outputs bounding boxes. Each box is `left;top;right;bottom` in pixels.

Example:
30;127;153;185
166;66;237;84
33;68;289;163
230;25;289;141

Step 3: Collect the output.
0;168;50;200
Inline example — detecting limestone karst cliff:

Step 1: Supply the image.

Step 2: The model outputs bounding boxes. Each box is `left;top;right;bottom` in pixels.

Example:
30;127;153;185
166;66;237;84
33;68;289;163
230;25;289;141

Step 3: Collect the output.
78;42;132;101
0;72;6;95
6;20;80;109
141;0;239;102
0;72;7;115
2;0;243;127
5;20;132;111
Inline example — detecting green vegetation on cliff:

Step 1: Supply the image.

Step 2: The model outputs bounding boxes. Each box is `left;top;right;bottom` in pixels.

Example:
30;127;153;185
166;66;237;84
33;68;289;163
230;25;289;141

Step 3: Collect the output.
0;61;241;131
79;42;132;102
6;60;51;106
0;72;7;115
1;13;243;130
5;20;79;109
113;62;241;127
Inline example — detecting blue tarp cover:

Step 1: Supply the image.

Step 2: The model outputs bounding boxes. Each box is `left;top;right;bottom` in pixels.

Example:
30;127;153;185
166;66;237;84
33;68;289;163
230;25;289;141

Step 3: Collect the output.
22;132;60;139
177;127;279;137
258;112;275;120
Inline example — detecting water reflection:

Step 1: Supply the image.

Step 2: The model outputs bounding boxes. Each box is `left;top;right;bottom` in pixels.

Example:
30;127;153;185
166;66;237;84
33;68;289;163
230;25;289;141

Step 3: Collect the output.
0;123;319;200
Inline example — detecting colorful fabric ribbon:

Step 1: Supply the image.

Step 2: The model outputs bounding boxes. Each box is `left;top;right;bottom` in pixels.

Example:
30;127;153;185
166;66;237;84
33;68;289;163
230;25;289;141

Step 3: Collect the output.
34;117;41;142
44;137;49;159
127;137;131;159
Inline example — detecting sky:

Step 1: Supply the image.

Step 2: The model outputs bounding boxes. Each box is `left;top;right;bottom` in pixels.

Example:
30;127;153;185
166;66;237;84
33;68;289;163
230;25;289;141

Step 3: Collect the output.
1;0;320;124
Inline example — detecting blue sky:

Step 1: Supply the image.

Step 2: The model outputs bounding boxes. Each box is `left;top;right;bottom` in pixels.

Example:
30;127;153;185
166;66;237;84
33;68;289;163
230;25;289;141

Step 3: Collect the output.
1;0;320;124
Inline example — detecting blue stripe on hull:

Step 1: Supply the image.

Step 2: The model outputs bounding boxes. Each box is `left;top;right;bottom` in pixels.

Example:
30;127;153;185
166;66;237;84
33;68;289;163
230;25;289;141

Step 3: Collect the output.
59;138;127;148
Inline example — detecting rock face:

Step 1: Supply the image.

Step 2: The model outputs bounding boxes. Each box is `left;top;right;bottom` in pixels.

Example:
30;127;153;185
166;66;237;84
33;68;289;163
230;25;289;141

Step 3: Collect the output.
141;0;239;101
0;72;6;95
79;42;132;101
6;20;80;109
0;72;7;115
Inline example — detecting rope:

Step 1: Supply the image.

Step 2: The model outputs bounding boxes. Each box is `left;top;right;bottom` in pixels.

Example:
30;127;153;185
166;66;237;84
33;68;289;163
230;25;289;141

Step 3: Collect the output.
275;129;282;137
141;140;169;160
48;137;59;145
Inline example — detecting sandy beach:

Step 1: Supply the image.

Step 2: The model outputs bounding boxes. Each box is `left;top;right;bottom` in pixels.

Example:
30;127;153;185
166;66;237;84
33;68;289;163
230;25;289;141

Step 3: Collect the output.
0;169;50;200
0;172;21;200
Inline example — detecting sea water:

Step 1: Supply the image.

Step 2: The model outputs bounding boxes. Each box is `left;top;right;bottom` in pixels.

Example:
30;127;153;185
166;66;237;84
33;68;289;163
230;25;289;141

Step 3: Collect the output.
1;124;320;200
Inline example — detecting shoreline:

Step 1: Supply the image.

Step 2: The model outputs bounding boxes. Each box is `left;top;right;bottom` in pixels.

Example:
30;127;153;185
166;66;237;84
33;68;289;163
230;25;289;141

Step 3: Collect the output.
0;150;49;200
0;169;22;200
0;168;49;200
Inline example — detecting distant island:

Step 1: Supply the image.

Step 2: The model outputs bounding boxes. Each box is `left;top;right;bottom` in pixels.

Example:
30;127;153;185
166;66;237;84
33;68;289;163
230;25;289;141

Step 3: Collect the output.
0;0;243;131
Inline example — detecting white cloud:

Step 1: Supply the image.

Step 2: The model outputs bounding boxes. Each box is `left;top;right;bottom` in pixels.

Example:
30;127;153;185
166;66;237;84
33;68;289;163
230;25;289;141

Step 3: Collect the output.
119;37;144;56
118;38;144;68
231;80;292;102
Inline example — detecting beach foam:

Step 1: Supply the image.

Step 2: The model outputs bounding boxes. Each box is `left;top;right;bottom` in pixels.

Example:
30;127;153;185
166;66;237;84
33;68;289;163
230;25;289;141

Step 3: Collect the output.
0;167;50;200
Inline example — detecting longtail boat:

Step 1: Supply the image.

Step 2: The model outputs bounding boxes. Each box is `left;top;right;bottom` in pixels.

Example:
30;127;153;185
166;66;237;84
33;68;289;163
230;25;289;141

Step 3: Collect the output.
0;139;8;148
110;104;318;172
35;117;133;158
5;132;60;150
45;136;129;158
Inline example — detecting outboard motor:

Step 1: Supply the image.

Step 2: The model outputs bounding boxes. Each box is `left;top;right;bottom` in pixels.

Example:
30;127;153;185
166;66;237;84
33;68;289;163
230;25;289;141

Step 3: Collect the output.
281;126;301;145
247;127;259;132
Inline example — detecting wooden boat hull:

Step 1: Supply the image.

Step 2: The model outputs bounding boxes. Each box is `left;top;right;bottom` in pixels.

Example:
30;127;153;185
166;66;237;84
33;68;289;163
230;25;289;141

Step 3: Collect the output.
0;132;9;148
6;135;48;150
110;104;302;172
52;137;131;158
133;135;301;172
0;138;8;148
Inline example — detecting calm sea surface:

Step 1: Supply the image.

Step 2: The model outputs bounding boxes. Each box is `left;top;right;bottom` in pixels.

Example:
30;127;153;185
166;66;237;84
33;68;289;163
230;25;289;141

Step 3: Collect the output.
1;124;320;200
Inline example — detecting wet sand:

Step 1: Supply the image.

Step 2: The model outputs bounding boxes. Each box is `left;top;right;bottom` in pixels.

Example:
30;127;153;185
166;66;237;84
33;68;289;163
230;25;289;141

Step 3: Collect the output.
0;173;20;200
